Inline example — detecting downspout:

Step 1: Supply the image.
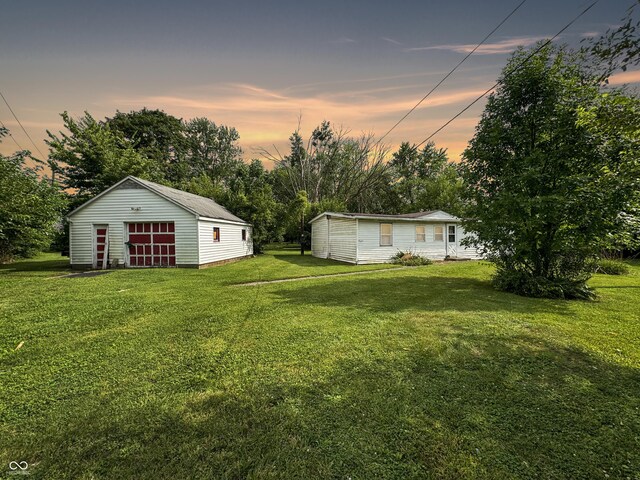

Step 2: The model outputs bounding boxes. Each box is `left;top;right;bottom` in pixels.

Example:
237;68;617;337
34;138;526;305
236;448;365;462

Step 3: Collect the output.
68;219;73;265
196;215;201;266
355;218;359;264
327;215;331;259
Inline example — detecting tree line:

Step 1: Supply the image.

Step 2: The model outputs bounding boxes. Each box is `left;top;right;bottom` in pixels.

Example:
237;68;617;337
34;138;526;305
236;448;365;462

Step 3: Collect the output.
1;106;465;259
1;3;639;300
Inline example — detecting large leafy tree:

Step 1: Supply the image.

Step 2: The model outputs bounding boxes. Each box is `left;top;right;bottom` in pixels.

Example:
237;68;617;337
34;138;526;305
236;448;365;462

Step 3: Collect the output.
461;44;640;299
0;129;66;261
183;118;243;185
46;112;162;203
388;141;464;216
106;108;186;183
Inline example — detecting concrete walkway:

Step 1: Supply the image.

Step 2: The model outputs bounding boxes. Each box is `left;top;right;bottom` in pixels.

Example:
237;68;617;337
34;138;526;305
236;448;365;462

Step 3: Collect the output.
232;266;411;287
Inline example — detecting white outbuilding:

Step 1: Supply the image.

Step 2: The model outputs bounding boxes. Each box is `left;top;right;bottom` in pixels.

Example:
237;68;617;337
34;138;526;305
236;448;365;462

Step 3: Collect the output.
67;176;253;269
310;211;480;264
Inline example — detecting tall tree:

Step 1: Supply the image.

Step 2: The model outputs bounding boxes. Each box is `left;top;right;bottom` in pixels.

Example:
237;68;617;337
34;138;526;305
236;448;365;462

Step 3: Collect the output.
46;112;161;203
460;44;640;299
0;129;66;261
106;109;186;182
388;141;464;215
267;121;389;211
183;118;243;184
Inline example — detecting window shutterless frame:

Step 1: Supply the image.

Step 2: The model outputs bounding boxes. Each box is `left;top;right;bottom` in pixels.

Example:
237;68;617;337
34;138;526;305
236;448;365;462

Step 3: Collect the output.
213;227;220;242
415;225;426;242
434;225;444;242
380;223;393;246
448;225;456;243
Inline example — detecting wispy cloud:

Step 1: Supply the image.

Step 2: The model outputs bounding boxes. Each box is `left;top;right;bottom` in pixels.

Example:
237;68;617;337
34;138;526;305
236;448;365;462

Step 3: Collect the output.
580;31;600;38
406;36;547;55
275;63;502;94
608;70;640;85
110;82;489;157
330;36;356;44
381;36;402;46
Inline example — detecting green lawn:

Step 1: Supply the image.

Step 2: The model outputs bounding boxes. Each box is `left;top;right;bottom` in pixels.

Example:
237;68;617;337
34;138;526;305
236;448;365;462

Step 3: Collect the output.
1;251;639;479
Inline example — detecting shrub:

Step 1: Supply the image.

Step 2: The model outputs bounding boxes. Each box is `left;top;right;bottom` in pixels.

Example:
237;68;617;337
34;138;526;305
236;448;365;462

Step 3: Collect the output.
0;153;67;262
594;259;629;275
492;266;595;300
390;251;432;266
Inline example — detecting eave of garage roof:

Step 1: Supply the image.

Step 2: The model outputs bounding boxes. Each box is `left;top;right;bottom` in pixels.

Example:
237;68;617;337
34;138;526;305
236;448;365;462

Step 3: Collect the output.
67;176;251;226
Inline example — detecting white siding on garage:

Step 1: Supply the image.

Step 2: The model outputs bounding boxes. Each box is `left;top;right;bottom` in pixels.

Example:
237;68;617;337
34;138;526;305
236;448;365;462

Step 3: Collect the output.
311;216;329;258
328;217;357;263
69;187;198;267
197;219;253;264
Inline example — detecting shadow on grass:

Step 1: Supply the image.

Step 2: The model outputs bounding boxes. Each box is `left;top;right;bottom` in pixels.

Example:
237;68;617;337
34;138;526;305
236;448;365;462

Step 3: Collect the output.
268;250;351;268
10;330;639;479
0;256;70;275
269;274;568;315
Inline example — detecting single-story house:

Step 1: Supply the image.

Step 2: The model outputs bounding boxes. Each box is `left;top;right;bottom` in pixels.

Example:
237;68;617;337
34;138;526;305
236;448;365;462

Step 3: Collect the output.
67;176;252;269
310;210;480;264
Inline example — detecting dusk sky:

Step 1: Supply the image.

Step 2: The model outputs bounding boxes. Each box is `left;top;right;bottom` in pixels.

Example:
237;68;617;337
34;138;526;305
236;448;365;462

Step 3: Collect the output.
1;0;638;164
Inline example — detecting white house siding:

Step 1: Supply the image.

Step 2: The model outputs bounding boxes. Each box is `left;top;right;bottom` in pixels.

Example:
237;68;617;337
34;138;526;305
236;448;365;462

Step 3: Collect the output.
311;216;329;258
356;221;445;263
197;219;253;264
327;217;357;263
455;225;481;260
68;187;198;268
356;221;481;264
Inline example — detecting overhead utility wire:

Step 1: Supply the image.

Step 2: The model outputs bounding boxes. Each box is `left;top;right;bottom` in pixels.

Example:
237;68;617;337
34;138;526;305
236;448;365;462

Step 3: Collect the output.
0;118;26;151
0;89;47;159
415;0;599;148
376;0;528;145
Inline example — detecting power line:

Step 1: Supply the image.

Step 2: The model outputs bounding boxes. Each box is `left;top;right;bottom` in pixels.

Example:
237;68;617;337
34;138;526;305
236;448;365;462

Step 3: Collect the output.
416;0;599;148
0;89;47;159
0;118;26;152
376;0;528;145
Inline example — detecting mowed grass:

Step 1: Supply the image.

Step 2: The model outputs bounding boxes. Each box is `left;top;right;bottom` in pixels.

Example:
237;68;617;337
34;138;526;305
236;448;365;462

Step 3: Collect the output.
0;251;639;479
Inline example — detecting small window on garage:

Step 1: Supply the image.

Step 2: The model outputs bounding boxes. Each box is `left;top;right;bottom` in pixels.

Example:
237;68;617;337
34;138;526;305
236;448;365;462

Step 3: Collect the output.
380;223;393;246
213;227;220;242
434;226;444;242
242;229;247;241
416;225;426;242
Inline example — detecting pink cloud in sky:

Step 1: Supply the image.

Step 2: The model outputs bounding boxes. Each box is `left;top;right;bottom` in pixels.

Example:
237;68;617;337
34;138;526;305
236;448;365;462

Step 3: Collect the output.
608;70;640;85
406;36;547;55
107;82;489;162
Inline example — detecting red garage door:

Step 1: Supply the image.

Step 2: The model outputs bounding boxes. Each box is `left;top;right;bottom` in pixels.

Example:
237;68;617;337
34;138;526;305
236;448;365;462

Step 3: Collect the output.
127;222;176;267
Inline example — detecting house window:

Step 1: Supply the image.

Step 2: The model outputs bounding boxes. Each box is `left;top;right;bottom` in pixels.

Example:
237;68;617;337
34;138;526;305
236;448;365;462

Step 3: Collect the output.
448;225;456;243
242;229;247;241
416;225;426;242
213;227;220;242
380;223;393;246
434;226;444;242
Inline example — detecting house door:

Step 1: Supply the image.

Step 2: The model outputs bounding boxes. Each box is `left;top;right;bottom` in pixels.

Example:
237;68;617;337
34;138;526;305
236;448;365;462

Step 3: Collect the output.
93;225;109;269
446;224;457;258
127;222;176;267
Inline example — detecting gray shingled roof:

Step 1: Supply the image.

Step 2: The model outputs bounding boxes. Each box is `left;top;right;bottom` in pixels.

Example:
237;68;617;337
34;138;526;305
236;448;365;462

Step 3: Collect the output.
132;177;249;224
